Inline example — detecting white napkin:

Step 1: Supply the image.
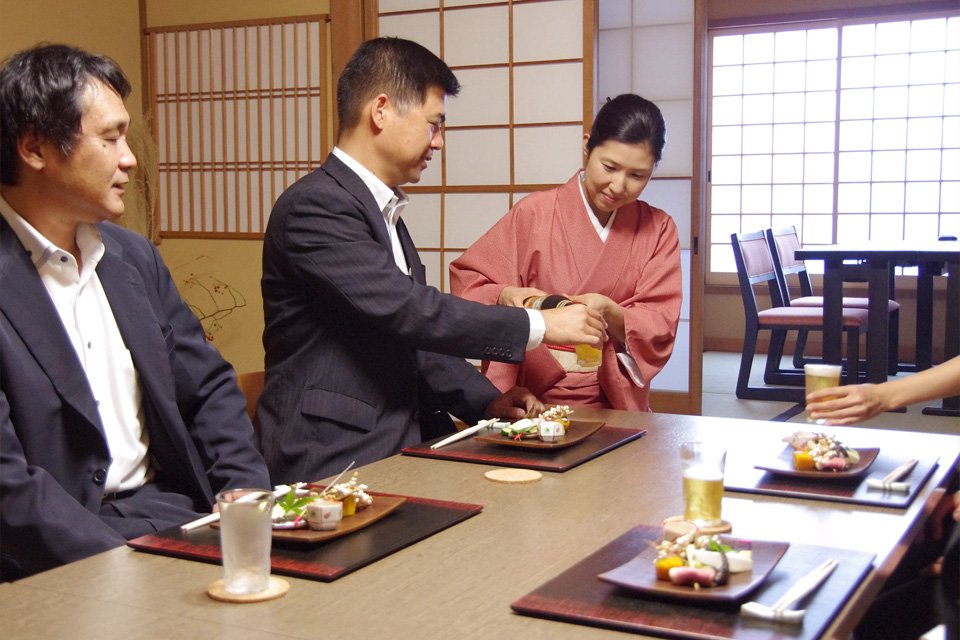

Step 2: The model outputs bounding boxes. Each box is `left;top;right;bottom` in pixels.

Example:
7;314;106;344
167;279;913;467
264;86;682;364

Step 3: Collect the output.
740;602;806;623
865;479;910;493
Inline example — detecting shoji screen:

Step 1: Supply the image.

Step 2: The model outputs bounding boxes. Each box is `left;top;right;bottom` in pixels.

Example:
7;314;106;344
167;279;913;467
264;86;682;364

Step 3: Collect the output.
378;0;589;290
148;17;330;237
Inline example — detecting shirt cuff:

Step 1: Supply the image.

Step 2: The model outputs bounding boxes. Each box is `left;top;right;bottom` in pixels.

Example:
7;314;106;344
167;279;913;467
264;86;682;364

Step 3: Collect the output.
524;309;545;351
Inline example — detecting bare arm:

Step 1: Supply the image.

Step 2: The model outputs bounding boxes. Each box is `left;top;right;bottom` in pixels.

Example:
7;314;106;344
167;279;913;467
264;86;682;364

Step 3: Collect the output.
807;355;960;425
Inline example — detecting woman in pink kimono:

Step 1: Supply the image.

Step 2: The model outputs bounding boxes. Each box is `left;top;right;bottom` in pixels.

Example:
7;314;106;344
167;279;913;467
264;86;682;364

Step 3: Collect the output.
450;94;681;411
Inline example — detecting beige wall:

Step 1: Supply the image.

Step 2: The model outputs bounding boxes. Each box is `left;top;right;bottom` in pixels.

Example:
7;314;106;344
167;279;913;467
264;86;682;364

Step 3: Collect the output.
0;0;148;234
0;1;142;111
145;0;327;26
156;239;266;372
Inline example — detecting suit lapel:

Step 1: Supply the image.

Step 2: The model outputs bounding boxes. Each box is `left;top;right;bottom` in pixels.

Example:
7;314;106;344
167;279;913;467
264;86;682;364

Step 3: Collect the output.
396;219;425;283
95;234;178;410
0;218;103;432
321;155;392;250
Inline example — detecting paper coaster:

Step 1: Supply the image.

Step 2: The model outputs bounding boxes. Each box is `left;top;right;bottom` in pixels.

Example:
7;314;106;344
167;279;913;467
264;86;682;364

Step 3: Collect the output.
662;515;733;535
206;576;290;603
484;468;543;484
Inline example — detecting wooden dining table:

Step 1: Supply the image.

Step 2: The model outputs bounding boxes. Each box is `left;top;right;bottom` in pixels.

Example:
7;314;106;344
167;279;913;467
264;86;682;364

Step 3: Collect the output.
795;241;960;415
1;408;957;639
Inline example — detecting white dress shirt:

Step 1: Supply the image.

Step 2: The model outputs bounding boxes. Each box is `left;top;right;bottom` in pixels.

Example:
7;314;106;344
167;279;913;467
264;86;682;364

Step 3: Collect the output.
0;197;151;493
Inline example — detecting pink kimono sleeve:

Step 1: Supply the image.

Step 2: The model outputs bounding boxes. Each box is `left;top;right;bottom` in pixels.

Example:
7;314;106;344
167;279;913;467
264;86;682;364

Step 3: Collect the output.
618;212;683;389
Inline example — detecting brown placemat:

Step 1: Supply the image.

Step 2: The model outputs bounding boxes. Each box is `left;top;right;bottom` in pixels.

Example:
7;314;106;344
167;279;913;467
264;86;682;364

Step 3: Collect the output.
128;493;481;582
723;453;939;508
511;525;874;640
402;426;646;472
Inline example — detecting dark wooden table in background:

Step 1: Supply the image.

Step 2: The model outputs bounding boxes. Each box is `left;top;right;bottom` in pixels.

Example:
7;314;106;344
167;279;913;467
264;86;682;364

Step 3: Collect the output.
796;241;960;415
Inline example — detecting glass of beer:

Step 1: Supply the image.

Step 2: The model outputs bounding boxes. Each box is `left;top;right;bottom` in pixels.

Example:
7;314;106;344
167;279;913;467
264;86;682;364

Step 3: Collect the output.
680;441;726;527
804;364;842;424
575;343;602;368
216;488;275;595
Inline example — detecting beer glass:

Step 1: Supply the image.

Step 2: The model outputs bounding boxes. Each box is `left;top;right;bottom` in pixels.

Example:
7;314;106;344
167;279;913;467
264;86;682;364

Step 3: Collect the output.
679;441;726;527
216;488;275;595
804;364;842;424
575;343;602;368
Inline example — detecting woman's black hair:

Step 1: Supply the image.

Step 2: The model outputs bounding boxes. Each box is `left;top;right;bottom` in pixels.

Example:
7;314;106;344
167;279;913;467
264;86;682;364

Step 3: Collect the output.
585;94;666;164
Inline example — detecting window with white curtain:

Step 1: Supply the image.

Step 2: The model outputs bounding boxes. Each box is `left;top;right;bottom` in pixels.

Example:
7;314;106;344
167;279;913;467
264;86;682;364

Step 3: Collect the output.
708;13;959;275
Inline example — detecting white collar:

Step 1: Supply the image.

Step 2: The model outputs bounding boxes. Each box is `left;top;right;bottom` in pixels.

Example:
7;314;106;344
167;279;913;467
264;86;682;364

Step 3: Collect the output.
0;193;105;270
577;171;617;241
331;147;407;214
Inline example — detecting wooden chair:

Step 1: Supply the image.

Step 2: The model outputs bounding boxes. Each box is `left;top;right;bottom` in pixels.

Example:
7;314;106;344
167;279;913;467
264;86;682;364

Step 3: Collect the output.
236;370;265;422
765;226;900;374
731;231;868;402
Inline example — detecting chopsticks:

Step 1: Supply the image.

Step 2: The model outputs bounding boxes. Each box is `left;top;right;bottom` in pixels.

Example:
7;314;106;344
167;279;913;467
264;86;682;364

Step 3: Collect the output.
741;558;838;623
881;458;918;484
770;558;838;614
430;419;498;450
866;458;918;493
180;485;292;532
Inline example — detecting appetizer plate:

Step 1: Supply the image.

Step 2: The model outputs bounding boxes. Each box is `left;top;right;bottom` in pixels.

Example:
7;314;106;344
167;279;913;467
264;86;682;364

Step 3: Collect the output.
474;420;605;450
273;495;406;543
598;537;789;603
755;446;879;480
216;496;406;543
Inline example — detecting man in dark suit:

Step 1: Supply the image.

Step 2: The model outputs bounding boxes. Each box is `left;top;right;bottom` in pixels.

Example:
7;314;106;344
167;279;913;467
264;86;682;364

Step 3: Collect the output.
0;44;270;580
259;37;606;483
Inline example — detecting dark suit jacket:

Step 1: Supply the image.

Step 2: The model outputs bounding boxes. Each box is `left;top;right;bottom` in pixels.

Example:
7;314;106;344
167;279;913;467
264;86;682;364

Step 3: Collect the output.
259;154;529;483
0;218;269;577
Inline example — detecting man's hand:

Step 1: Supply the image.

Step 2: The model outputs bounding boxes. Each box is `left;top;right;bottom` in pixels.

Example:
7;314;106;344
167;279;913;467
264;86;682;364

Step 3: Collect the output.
484;386;544;422
541;304;607;347
498;286;547;308
569;293;625;344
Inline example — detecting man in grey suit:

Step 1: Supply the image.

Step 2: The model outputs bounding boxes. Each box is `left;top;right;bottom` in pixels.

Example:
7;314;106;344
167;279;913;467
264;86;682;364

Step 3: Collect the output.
0;44;270;579
259;37;606;483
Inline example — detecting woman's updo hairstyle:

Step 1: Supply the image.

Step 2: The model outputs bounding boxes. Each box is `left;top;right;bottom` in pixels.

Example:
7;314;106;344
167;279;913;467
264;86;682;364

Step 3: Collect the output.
585;94;666;164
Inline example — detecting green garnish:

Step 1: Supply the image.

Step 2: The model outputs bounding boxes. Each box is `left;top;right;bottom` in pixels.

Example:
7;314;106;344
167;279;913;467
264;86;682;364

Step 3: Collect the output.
275;488;318;518
706;539;733;553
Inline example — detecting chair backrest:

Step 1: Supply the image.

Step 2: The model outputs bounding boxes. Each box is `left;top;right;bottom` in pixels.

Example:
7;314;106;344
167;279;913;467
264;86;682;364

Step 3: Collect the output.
236;370;265;422
731;230;787;319
765;226;815;302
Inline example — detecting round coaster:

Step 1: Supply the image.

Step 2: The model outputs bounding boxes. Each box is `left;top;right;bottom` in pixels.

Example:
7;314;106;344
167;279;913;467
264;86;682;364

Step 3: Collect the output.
662;515;733;535
206;576;290;603
484;468;543;484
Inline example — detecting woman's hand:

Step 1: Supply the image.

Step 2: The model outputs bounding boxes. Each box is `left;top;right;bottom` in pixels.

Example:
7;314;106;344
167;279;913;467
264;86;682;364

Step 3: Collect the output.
498;286;548;308
569;293;625;343
805;384;888;425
